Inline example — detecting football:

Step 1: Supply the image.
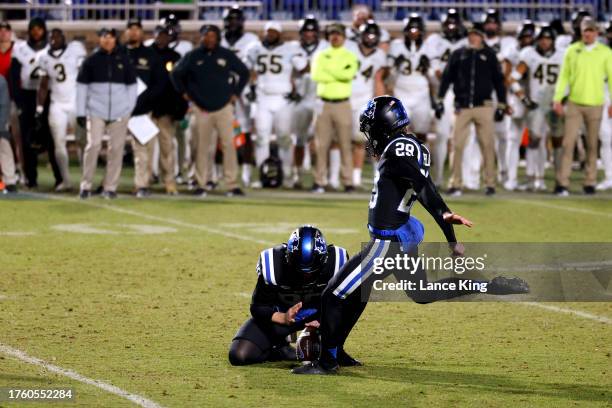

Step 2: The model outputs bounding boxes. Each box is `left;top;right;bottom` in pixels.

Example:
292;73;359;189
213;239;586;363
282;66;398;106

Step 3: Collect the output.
296;326;321;362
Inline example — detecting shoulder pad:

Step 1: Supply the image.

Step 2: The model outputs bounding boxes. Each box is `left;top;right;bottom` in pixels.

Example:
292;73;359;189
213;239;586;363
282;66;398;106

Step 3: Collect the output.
330;245;349;276
257;245;285;285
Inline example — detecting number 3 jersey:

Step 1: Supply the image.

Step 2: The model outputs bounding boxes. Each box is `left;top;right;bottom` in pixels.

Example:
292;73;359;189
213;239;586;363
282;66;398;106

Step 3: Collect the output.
368;134;455;242
388;39;437;103
246;41;307;96
518;46;563;107
345;41;388;109
37;41;86;104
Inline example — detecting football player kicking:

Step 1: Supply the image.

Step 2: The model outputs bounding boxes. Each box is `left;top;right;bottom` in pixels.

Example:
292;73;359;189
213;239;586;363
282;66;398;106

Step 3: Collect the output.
292;96;528;375
229;225;361;366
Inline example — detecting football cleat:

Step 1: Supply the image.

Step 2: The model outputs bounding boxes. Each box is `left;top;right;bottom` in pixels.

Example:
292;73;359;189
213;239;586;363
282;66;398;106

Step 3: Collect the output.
337;348;362;367
269;344;297;362
291;360;338;375
488;277;530;295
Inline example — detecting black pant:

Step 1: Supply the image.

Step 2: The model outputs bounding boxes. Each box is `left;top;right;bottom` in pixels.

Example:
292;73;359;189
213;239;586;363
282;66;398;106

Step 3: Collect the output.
18;90;61;187
320;239;483;357
228;317;304;366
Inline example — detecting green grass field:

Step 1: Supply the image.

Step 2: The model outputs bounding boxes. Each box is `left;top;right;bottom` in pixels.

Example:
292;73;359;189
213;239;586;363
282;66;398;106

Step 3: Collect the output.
1;165;611;407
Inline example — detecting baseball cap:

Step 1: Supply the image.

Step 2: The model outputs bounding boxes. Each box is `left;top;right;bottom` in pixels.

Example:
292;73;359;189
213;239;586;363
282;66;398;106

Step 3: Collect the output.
0;21;11;30
127;18;142;29
580;17;598;32
326;22;345;36
98;27;117;37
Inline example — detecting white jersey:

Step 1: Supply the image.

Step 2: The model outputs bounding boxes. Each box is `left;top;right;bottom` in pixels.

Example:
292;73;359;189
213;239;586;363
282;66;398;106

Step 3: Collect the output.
555;35;572;53
221;31;260;62
246;41;307;96
12;40;48;91
345;41;387;108
519;46;564;105
424;33;467;73
37;41;86;104
485;35;518;63
292;40;328;103
346;26;391;45
388;38;436;99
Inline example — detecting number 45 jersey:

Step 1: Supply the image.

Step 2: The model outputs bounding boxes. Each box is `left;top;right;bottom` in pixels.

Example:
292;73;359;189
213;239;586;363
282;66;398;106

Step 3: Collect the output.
37;41;86;104
518;45;564;107
368;134;453;241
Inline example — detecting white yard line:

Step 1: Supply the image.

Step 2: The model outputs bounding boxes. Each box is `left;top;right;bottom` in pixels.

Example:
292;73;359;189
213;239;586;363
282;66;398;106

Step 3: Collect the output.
0;343;164;408
513;199;612;219
523;302;612;324
43;194;274;246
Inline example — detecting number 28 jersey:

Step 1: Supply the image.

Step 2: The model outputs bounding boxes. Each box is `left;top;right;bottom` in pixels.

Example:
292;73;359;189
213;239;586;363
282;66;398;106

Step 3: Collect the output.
37;41;86;104
369;134;454;242
518;46;564;106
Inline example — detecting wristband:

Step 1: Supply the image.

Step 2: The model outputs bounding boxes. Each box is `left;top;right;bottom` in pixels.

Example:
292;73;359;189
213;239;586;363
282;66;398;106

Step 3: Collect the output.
35;105;44;114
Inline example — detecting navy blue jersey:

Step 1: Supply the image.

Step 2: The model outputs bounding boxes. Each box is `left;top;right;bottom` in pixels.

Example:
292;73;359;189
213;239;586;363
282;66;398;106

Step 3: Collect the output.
368;134;456;242
250;244;349;322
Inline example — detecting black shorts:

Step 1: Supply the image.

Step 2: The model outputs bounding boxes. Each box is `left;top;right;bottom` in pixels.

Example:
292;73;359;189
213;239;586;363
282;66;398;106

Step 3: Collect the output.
233;317;304;351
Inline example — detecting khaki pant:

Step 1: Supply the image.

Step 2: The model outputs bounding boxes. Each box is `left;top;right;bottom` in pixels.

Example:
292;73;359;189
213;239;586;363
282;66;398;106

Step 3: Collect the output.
80;116;128;192
0;137;17;185
314;100;353;187
154;115;177;188
194;103;238;190
450;106;495;189
131;134;155;190
557;101;603;188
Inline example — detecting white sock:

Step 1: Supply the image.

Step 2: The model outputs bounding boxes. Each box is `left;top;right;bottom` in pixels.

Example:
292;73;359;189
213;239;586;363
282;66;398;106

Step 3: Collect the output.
328;148;341;188
353;167;362;187
255;145;268;168
278;145;293;180
241;164;251;186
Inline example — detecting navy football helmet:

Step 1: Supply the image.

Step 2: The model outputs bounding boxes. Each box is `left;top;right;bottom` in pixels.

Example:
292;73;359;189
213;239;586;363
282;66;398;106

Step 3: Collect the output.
359;96;411;156
286;225;328;284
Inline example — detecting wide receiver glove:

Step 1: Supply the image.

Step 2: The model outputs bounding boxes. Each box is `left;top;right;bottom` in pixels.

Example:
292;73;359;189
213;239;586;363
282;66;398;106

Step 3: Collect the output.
521;96;538;111
76;116;87;128
245;84;257;103
494;104;507;122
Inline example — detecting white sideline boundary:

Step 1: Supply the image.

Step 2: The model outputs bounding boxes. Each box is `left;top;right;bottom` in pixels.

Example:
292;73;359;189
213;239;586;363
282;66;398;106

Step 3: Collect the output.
0;344;164;408
523;303;612;324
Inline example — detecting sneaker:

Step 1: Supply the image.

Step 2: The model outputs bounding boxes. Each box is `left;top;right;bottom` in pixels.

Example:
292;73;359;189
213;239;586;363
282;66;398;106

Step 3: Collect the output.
250;180;263;189
205;181;217;192
554;185;569;197
187;180;197;191
291;360;338;375
583;185;596;195
135;188;150;198
446;187;462;197
94;185;104;195
344;185;355;193
54;182;73;193
488;276;530;295
485;187;496;196
503;181;517;191
5;184;17;194
311;184;325;194
79;189;91;200
596;179;612;191
193;188;207;198
101;190;117;200
293;181;303;190
534;179;547;191
226;188;245;197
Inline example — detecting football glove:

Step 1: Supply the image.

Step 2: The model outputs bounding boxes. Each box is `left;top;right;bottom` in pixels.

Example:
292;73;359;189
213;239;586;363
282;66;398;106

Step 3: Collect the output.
245;84;257;103
294;308;318;322
521;96;538;111
434;101;445;119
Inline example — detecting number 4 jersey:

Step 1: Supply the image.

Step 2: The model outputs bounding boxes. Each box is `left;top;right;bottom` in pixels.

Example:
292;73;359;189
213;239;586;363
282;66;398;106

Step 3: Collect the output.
518;46;563;106
345;41;388;109
11;39;49;91
37;41;86;104
368;134;455;242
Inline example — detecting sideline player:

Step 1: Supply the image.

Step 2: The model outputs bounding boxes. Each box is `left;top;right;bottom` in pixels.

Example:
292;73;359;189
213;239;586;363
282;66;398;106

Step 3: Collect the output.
228;226;358;366
292;96;528;375
345;20;388;189
36;28;85;191
245;22;307;187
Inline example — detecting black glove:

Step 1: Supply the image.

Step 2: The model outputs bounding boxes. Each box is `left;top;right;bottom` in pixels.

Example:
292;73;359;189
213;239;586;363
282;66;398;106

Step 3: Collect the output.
494;104;506;122
434;101;445;119
521;96;538;111
76;116;87;128
285;89;302;104
245;85;256;103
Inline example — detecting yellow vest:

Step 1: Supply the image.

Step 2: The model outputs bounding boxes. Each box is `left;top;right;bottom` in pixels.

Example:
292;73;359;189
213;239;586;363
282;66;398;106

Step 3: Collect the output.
311;45;358;100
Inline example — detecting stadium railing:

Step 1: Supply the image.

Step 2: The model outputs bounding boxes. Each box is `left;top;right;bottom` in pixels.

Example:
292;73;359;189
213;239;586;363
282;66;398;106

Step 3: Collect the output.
0;0;608;23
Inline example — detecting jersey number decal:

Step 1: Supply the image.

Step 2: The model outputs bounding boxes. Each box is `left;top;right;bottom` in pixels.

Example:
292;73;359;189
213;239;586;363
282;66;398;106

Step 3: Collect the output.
397;188;416;214
29;66;41;80
361;65;373;80
400;58;412;75
533;64;559;85
53;63;67;82
256;54;282;74
395;142;415;157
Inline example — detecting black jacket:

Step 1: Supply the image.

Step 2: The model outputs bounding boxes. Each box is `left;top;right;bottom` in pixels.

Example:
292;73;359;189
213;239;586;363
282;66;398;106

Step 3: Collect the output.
124;44;166;116
170;44;249;112
438;45;507;109
150;44;188;120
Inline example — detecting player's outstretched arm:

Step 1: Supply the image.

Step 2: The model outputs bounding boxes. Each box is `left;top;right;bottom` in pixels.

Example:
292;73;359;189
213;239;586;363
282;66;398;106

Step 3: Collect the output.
442;212;473;228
